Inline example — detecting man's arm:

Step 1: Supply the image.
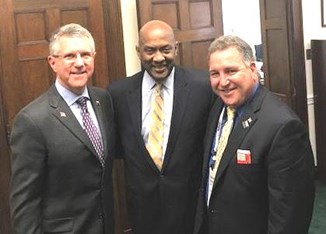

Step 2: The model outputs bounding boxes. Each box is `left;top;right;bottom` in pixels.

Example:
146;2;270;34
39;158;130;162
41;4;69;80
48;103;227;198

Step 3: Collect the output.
267;119;315;234
10;111;46;234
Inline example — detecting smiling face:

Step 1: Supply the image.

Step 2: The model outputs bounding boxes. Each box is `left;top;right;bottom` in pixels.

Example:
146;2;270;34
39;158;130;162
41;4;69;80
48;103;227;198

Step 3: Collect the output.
48;36;95;95
136;21;178;81
209;47;258;108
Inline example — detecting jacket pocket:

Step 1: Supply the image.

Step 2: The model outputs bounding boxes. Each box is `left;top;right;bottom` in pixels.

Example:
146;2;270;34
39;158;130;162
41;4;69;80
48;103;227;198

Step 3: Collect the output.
43;217;74;233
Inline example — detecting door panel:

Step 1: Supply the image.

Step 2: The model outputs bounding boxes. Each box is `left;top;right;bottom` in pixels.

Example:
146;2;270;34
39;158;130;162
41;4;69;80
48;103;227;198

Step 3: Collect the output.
136;0;223;70
260;0;308;124
311;40;326;183
3;0;109;125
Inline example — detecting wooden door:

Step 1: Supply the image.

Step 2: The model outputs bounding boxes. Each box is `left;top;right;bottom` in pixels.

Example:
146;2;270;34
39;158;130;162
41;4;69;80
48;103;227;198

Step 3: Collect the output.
0;0;127;233
259;0;308;124
136;0;223;70
311;40;326;183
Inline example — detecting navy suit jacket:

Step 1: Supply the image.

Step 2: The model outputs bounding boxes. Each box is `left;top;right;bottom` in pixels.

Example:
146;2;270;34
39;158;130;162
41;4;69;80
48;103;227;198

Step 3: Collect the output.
10;85;116;234
108;66;214;234
194;86;315;234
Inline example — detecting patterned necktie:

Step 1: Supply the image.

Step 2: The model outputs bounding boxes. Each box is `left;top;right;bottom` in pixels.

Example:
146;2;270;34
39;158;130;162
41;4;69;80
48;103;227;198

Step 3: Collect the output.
207;106;236;204
146;83;164;170
76;97;105;167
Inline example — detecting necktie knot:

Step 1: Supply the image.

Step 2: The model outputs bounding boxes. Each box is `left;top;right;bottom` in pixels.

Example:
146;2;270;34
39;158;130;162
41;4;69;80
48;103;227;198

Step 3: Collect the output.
154;83;163;95
76;97;88;112
226;106;236;121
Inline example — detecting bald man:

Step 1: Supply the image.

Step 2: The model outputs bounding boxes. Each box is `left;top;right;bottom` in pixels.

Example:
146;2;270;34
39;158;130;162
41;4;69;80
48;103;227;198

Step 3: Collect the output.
108;20;214;234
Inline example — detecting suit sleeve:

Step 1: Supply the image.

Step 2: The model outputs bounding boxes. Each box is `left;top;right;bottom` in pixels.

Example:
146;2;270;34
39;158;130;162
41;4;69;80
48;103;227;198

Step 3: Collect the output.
10;111;46;234
107;86;124;159
267;119;315;234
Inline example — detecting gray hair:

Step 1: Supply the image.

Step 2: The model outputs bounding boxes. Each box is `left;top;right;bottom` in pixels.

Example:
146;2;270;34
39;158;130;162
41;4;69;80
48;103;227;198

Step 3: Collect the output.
49;23;95;55
208;35;254;64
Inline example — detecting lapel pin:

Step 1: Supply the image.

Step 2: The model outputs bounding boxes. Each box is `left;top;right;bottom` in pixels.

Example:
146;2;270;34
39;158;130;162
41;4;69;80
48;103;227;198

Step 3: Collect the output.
242;120;249;128
96;100;100;106
60;112;66;117
242;117;253;129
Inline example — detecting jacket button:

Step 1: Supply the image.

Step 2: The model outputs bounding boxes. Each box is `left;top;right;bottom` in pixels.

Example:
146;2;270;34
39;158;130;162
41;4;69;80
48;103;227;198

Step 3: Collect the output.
99;213;104;220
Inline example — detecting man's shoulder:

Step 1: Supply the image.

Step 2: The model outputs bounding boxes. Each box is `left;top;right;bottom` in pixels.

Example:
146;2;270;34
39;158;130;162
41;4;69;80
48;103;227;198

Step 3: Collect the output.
108;71;143;93
256;87;302;122
13;89;52;124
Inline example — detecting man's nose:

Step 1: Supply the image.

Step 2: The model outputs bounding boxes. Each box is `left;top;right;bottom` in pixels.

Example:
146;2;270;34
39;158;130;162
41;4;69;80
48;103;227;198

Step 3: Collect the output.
153;51;165;62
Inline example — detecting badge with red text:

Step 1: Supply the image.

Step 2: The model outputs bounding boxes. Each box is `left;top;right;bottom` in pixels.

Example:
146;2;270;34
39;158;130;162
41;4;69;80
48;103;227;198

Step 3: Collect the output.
237;149;252;164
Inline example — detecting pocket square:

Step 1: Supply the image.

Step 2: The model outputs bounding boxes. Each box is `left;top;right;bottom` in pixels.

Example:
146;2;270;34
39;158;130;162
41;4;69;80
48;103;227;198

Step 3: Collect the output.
237;149;252;164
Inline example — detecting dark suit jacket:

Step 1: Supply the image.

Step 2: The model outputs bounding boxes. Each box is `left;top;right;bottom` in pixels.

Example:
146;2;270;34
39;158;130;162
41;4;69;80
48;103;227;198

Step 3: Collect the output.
108;66;214;234
194;86;315;234
10;85;116;234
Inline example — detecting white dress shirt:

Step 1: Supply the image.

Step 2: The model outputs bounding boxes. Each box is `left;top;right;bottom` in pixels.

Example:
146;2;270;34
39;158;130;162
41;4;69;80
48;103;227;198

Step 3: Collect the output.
55;80;102;138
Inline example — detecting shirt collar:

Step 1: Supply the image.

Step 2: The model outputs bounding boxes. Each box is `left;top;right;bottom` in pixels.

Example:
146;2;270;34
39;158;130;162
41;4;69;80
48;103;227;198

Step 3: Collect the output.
142;67;175;94
235;82;260;118
55;80;90;106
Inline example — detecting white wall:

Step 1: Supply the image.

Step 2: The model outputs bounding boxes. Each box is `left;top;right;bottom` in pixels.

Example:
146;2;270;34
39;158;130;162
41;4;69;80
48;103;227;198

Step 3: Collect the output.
120;0;141;76
302;0;326;163
222;0;262;50
119;0;320;163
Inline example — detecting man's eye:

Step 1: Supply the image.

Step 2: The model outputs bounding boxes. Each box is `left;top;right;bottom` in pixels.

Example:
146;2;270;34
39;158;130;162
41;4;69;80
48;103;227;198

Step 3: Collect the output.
65;54;75;59
210;72;219;78
81;53;92;59
226;69;237;75
144;48;154;53
162;48;171;53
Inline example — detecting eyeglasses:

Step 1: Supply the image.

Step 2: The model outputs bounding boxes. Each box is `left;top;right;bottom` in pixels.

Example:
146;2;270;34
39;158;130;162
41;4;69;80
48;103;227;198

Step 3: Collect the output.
52;51;95;63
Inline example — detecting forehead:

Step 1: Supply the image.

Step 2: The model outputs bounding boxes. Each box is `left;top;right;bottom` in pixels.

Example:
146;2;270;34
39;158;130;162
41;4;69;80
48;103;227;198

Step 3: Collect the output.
58;36;92;52
140;28;175;46
209;47;244;67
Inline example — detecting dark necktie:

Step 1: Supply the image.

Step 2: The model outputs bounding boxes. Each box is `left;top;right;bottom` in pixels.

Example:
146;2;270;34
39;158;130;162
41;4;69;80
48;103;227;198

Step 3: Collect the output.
76;96;105;167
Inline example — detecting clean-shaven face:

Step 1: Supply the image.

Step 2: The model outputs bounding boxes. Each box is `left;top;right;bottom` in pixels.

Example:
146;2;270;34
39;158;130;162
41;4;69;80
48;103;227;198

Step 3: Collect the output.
209;47;258;108
48;36;95;95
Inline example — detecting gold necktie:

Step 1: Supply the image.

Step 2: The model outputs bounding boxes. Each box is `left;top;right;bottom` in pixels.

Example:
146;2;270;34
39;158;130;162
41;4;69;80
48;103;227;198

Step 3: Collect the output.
212;106;236;171
207;106;236;204
146;83;164;170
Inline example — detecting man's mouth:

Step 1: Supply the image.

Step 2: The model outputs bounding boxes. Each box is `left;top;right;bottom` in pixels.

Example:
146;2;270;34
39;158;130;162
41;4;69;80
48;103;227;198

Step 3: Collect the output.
71;71;86;75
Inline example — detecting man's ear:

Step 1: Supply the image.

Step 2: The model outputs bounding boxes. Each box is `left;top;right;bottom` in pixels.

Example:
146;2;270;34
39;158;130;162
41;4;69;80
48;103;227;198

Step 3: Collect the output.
175;41;179;56
250;62;259;81
136;45;140;58
47;56;57;72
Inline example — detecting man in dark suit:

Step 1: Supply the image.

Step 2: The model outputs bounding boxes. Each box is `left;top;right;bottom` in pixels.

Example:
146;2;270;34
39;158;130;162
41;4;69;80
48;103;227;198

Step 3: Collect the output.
108;20;213;234
10;23;115;234
194;35;315;234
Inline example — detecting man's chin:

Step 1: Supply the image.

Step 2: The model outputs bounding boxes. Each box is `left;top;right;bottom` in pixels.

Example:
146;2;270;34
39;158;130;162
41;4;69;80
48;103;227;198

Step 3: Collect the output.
150;72;169;81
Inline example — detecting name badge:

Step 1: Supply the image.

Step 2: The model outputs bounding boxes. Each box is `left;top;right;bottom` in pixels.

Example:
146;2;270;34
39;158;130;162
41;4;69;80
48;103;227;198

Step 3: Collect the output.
237;149;252;164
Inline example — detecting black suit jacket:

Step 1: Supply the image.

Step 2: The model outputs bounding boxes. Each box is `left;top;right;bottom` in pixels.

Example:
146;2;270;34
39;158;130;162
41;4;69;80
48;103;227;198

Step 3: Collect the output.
10;85;116;234
194;86;315;234
108;66;214;234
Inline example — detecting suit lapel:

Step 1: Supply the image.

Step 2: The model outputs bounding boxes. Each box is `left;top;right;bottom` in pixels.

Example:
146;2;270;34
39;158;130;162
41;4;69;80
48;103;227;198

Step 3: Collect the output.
211;86;266;188
88;88;109;161
162;68;190;170
48;86;99;158
127;74;143;144
127;73;164;171
202;99;224;179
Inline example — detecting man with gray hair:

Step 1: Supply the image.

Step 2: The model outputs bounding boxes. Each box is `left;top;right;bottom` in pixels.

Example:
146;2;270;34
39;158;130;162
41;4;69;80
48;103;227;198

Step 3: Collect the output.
194;35;315;234
10;23;116;234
